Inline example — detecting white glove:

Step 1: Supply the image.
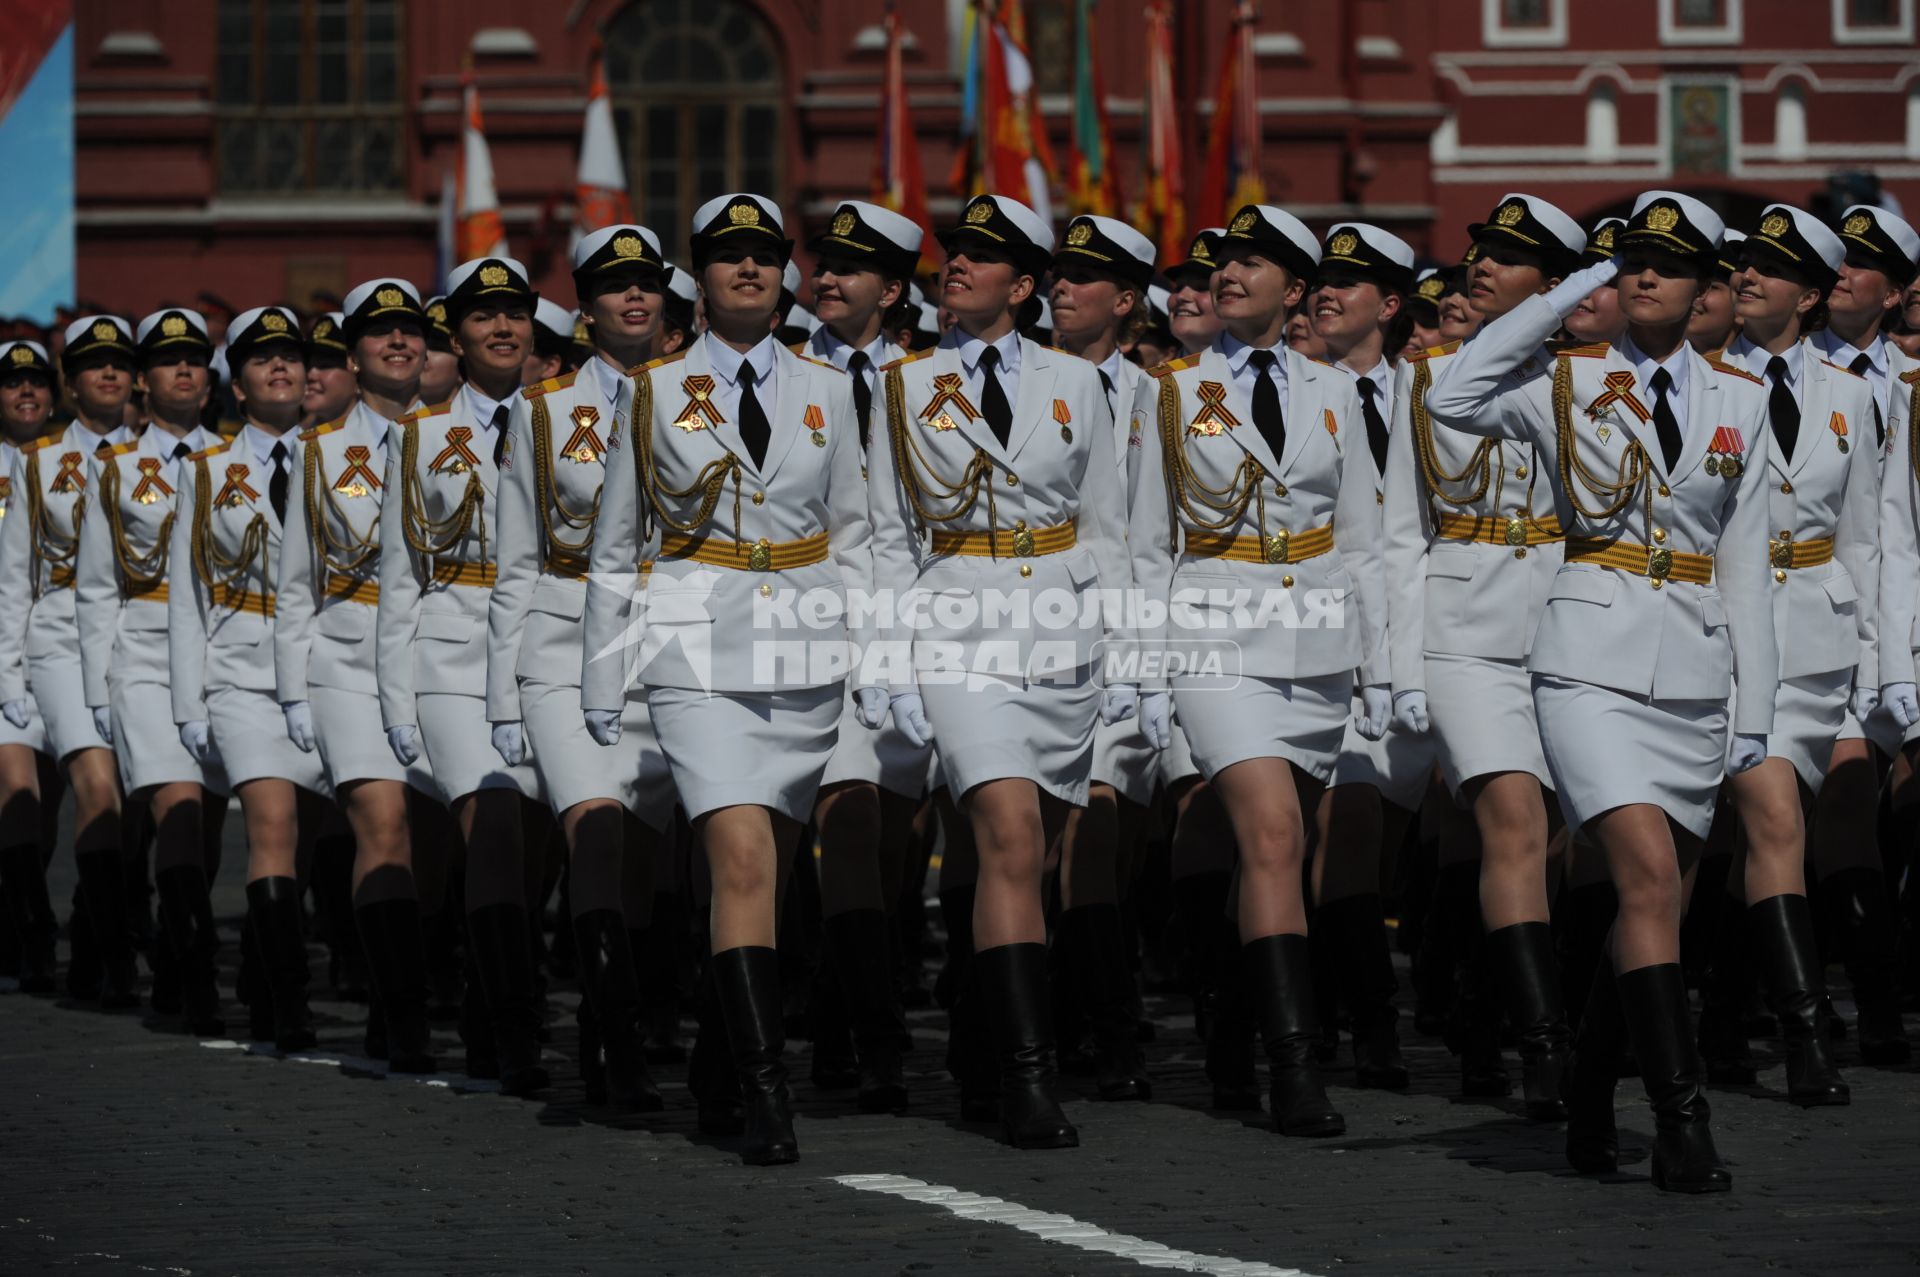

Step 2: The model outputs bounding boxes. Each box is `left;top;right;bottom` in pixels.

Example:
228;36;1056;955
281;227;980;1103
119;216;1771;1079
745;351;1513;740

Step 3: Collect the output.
1728;732;1768;775
1851;686;1880;723
890;692;934;749
282;700;316;753
1139;691;1172;752
584;709;623;747
1;699;28;730
491;721;527;766
1883;682;1920;730
387;724;421;766
92;707;114;745
1392;689;1430;735
853;686;890;731
179;720;216;763
1356;685;1392;741
1101;683;1139;726
1546;259;1622;319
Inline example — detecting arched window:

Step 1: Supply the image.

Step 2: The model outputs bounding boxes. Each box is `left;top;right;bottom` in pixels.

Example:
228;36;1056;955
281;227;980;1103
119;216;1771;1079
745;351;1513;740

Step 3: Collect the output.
1586;83;1619;162
603;0;783;247
1775;81;1808;161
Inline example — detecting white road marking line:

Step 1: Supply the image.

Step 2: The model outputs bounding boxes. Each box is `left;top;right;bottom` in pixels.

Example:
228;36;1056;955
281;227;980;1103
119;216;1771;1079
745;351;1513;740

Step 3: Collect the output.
831;1173;1321;1276
198;1039;504;1093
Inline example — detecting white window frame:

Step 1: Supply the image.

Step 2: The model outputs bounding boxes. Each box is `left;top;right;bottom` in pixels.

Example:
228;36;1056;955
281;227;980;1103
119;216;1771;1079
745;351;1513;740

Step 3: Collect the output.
1832;0;1915;44
1481;0;1568;48
1659;0;1743;45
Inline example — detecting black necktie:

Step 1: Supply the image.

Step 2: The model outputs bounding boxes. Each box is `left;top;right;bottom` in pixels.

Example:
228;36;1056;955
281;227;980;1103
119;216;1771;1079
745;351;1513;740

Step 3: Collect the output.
1650;368;1682;471
1248;349;1287;462
490;404;509;466
268;441;289;524
1098;368;1116;423
737;361;771;468
1851;352;1884;447
1356;376;1389;474
848;351;873;450
170;441;191;463
979;346;1012;447
1766;355;1799;464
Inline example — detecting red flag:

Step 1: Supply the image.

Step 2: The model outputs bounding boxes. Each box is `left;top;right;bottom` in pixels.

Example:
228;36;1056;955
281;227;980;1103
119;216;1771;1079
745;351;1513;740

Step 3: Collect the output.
1197;0;1263;224
456;73;507;260
1066;0;1119;217
573;40;632;241
872;3;935;267
1135;0;1185;261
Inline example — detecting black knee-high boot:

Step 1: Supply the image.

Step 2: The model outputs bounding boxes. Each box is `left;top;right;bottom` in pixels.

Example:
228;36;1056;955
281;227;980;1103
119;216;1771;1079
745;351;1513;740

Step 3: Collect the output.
312;835;365;1001
825;909;910;1111
0;843;57;993
1488;921;1570;1120
1822;867;1910;1065
245;877;315;1051
1174;871;1259;1109
689;958;742;1133
1748;894;1848;1106
572;909;662;1110
358;898;436;1073
1619;964;1731;1194
156;864;223;1035
711;945;798;1165
466;903;548;1096
76;849;139;1008
1056;903;1150;1101
1317;894;1408;1090
1244;934;1346;1137
937;884;997;1120
1565;963;1622;1173
975;942;1078;1148
1698;898;1759;1084
1558;881;1617;1033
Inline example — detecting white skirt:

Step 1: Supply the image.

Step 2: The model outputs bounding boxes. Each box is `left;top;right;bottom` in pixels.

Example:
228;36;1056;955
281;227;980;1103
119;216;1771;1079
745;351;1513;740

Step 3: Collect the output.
207;684;327;792
1835;699;1916;757
312;684;437;795
1158;718;1202;788
1425;652;1553;794
922;666;1100;807
648;683;841;822
1090;714;1159;806
819;681;933;800
417;692;542;805
0;692;48;754
112;677;227;795
1329;698;1436;810
1175;670;1351;783
1750;669;1849;793
1534;674;1726;839
26;646;100;762
523;679;675;831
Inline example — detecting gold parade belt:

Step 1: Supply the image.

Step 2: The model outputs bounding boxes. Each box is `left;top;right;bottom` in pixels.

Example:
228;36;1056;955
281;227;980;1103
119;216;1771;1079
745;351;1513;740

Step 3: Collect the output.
929;519;1077;559
322;574;379;605
659;529;830;572
1767;536;1834;570
542;554;590;580
1435;511;1565;548
126;581;169;604
213;586;275;617
1184;523;1336;565
1566;535;1713;586
431;561;498;589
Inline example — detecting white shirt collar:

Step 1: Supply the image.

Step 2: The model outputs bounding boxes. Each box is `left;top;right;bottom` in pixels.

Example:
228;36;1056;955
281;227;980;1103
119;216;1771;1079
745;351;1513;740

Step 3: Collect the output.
1219;331;1287;379
1812;327;1881;377
1620;335;1690;402
581;351;629;408
1338;357;1392;404
461;382;514;431
238;421;291;466
814;326;887;376
952;326;1022;380
704;330;778;390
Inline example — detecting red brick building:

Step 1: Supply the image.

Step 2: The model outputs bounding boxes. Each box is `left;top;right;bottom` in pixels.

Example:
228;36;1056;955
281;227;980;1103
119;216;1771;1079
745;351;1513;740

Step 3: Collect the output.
74;0;1920;319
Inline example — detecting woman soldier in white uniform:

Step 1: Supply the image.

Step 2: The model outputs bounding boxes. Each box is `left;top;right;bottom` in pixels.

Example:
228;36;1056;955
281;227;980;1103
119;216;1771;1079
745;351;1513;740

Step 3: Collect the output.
378;258;548;1095
581;193;873;1164
488;225;678;1110
1710;207;1878;1106
169;306;332;1050
1044;213;1159;1102
1424;192;1778;1194
275;278;442;1073
77;309;230;1033
0;318;140;1005
1383;195;1586;1113
1128;205;1388;1139
1816;205;1920;1066
870;193;1134;1149
799;200;927;1111
0;340;65;994
1308;222;1426;1094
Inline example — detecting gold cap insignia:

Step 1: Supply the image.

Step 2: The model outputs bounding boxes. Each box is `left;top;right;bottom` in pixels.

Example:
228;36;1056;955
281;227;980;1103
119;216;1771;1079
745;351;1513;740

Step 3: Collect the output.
376;286;405;308
966;199;995;225
426;301;447;324
832;210;857;237
161;315;188;338
1759;212;1790;239
1646;203;1680;233
10;345;33;366
1496;201;1526;227
612;233;646;259
1067;220;1094;247
1190;235;1215;263
1329;231;1358;258
572;316;590;342
1230;209;1257;233
261;311;290;333
1417;276;1444;300
479;264;510;287
1595;225;1615;249
1843;212;1872;237
728;200;762;227
91;320;118;342
313;318;334;339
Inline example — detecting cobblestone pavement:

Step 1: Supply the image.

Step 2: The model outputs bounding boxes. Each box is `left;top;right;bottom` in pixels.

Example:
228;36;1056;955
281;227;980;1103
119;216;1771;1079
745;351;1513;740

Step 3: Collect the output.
2;830;1918;1276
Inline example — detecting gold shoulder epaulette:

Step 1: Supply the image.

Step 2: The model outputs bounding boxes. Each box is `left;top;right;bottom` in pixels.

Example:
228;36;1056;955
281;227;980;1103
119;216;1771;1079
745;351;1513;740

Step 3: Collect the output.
1148;353;1201;379
1408;341;1461;363
1556;341;1611;359
1901;366;1920;386
1822;358;1865;379
880;348;936;372
522;370;578;400
298;418;345;443
186;441;230;463
632;350;690;375
107;440;140;456
794;351;840;372
398;400;453;425
786;340;809;356
1707;356;1763;385
21;434;63;454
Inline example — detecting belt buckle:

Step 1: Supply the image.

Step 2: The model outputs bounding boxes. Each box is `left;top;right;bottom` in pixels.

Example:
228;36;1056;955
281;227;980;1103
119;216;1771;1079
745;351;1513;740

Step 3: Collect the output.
1011;520;1037;558
1264;530;1290;564
1503;515;1528;547
1769;540;1792;569
747;538;773;572
1648;546;1674;581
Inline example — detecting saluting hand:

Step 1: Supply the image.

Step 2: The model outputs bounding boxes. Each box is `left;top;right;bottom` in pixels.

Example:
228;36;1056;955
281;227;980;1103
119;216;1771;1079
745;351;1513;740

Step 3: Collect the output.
1138;692;1172;752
